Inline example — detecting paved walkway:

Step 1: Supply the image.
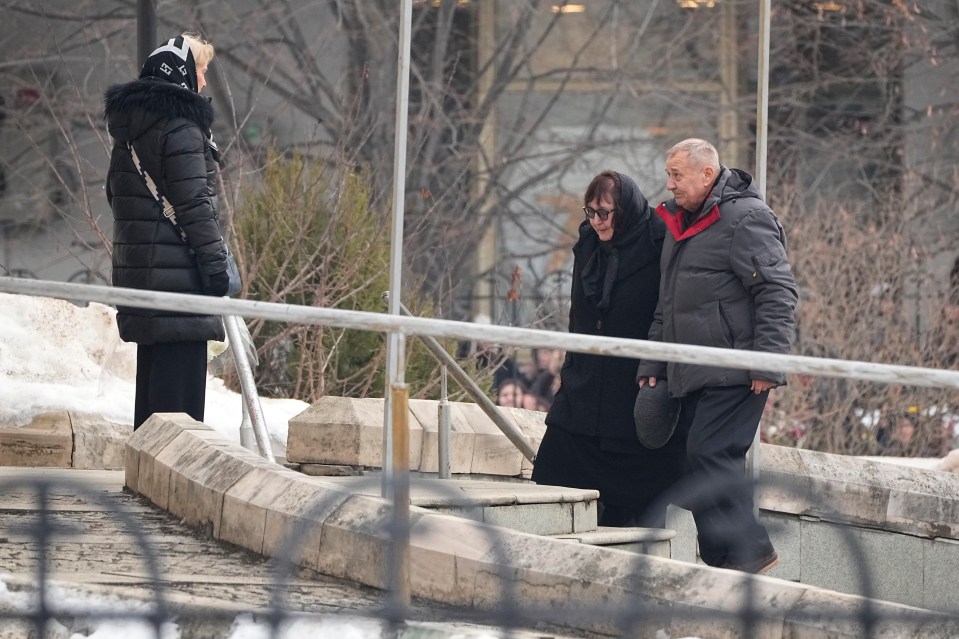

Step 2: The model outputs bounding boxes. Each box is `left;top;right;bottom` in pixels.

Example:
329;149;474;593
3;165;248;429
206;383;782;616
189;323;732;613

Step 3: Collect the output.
0;467;585;638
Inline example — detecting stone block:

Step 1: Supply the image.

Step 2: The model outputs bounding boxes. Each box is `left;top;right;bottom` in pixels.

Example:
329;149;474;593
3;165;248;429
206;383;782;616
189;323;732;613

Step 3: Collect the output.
922;537;959;614
125;413;212;494
150;430;202;510
572;497;597;533
70;414;131;470
457;401;523;477
757;445;813;515
800;452;890;527
299;463;357;476
484;501;578;536
218;466;275;554
0;411;72;467
502;406;545;474
761;512;800;582
859;527;925;608
412;399;473;474
262;475;353;570
798;518;862;595
218;466;311;555
469;534;653;636
286;396;389;467
408;511;499;605
666;505;698;564
316;494;397;589
885;466;959;539
164;437;262;536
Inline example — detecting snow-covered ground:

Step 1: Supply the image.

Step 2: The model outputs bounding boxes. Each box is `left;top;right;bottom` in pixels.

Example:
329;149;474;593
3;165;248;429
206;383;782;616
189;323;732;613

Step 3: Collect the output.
0;292;306;448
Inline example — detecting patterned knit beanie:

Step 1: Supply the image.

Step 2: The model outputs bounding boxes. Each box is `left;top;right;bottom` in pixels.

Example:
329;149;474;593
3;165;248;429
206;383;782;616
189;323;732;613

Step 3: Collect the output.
139;36;198;93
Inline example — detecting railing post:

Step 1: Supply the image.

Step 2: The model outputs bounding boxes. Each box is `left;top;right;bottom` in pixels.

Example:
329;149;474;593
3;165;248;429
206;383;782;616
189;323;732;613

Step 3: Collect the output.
437;366;451;479
222;314;274;463
389;383;411;609
238;399;255;451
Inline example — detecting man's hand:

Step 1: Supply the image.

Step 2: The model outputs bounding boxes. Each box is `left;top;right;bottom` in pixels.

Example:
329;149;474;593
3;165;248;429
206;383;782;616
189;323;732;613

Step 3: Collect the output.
638;376;657;389
751;379;775;394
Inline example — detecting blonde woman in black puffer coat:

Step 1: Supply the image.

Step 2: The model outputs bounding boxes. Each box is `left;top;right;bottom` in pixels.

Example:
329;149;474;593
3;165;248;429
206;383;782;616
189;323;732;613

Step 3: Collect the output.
104;33;229;429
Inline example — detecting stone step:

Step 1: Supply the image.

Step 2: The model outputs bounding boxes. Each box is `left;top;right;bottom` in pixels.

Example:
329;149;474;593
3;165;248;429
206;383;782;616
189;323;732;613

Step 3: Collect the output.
552;526;676;558
315;476;598;536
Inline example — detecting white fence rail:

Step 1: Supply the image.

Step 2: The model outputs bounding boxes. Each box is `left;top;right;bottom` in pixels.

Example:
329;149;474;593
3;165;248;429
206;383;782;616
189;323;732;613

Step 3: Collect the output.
2;276;959;391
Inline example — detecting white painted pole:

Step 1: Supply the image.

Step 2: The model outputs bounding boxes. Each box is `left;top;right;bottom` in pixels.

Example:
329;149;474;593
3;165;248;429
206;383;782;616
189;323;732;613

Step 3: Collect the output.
383;0;414;500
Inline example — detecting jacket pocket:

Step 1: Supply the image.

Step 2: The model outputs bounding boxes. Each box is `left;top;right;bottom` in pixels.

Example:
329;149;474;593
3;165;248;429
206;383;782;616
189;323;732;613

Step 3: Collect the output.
751;245;791;285
718;302;735;347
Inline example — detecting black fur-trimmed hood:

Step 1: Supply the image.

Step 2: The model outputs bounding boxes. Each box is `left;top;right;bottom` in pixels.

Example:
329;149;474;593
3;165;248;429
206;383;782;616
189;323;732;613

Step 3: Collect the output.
104;78;213;142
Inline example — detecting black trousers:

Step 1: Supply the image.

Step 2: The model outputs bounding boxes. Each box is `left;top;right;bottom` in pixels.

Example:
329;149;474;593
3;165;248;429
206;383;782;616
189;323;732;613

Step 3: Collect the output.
532;426;684;528
674;385;773;567
134;342;208;429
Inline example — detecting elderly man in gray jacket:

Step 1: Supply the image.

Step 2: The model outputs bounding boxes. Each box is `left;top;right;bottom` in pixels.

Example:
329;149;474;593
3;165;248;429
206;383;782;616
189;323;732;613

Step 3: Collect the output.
637;138;798;575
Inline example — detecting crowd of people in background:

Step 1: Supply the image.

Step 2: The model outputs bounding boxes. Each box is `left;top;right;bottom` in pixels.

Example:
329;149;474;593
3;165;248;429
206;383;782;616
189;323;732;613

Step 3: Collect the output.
455;331;563;413
491;348;564;412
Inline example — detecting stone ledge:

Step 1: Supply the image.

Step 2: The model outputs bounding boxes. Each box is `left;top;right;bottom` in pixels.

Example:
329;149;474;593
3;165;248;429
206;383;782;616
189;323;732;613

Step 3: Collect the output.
125;414;958;639
554;526;677;545
0;411;130;470
760;445;959;540
0;411;73;467
287;397;959;543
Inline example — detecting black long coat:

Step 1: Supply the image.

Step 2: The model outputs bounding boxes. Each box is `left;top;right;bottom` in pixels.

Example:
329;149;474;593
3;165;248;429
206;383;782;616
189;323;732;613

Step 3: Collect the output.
545;175;665;443
104;79;227;345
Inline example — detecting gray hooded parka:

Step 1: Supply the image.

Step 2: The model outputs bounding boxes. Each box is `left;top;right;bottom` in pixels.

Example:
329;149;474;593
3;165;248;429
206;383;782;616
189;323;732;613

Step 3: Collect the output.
637;166;798;398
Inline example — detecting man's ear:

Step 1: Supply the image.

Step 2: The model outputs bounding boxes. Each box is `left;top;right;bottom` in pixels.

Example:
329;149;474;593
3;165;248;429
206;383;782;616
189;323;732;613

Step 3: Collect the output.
703;165;715;184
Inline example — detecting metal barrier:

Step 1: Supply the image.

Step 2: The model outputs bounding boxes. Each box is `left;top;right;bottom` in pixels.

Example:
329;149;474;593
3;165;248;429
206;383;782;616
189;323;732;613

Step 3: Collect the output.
384;292;537;465
2;469;957;638
2;277;959;637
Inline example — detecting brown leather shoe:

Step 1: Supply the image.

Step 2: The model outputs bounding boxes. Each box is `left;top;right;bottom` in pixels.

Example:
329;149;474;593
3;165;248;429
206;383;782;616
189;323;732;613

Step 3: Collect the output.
725;551;779;575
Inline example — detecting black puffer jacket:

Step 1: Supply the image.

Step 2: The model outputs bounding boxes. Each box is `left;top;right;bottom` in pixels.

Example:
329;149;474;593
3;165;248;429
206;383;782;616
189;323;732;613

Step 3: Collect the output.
104;79;226;344
545;173;665;443
637;166;798;397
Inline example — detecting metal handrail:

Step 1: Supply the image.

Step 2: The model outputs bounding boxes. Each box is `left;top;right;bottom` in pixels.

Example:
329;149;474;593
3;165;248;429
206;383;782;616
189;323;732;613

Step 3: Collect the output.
382;292;536;464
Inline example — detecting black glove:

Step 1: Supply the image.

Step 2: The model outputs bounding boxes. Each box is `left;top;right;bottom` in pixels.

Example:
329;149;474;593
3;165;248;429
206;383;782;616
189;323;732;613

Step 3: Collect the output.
206;270;230;297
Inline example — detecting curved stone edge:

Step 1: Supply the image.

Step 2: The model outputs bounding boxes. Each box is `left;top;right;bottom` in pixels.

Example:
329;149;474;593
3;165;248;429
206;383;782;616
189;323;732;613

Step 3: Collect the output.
125;414;958;639
287;397;959;541
759;445;959;540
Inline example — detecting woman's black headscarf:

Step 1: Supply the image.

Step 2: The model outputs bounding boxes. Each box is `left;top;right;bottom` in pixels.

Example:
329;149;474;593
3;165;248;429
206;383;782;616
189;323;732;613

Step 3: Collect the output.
580;172;653;309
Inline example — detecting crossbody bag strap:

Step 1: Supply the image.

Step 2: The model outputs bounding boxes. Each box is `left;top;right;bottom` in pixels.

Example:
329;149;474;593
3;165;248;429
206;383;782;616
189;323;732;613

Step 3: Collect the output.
127;141;189;243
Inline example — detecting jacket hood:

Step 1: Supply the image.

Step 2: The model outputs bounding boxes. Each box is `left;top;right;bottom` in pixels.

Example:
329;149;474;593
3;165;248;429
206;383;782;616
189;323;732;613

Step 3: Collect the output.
104;79;214;142
710;165;764;207
659;165;765;220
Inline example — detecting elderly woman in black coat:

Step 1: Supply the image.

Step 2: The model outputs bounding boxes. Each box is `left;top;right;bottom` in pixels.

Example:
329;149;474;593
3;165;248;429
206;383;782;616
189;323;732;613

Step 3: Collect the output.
104;33;230;429
532;171;684;528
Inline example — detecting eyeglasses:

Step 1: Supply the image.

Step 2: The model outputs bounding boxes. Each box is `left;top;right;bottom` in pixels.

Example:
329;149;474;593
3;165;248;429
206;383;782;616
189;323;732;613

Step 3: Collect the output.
583;206;613;221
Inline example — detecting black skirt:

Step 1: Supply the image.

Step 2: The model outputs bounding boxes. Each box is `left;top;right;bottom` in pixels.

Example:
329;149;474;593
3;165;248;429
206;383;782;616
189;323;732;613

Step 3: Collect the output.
531;425;685;527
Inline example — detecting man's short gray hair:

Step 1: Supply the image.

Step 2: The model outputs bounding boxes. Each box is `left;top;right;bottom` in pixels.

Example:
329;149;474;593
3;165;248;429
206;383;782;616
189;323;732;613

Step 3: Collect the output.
667;138;720;172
